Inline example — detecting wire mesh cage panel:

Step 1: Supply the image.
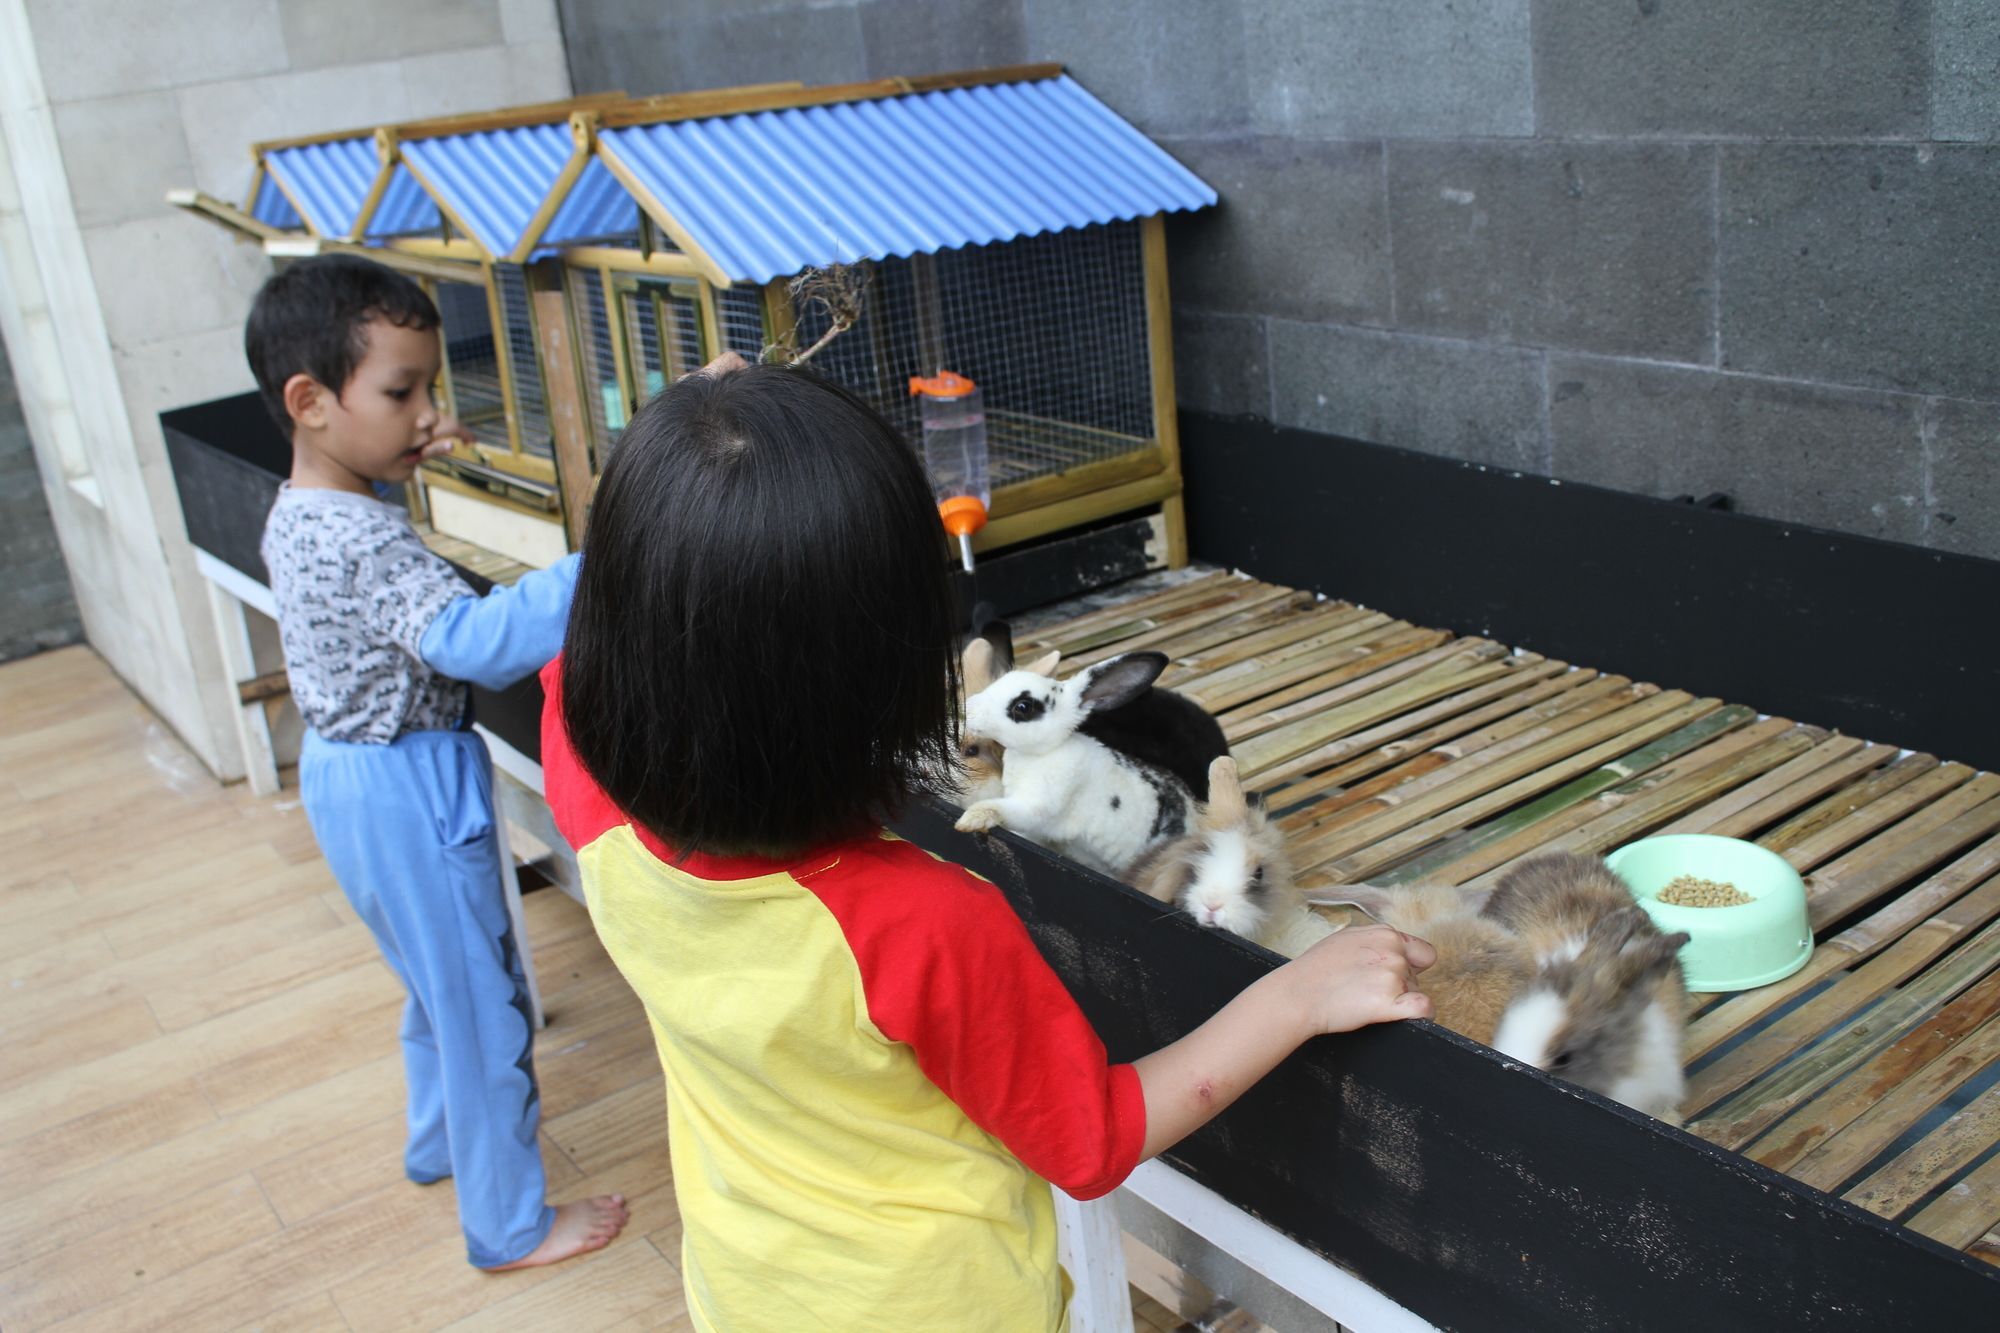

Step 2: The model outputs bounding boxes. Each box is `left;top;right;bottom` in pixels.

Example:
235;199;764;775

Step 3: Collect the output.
493;264;550;457
434;278;505;439
718;284;768;361
619;278;705;417
568;267;623;469
791;221;1155;488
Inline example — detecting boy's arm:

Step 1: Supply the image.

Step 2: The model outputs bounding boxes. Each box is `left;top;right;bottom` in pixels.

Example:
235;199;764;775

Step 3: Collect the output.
417;553;582;691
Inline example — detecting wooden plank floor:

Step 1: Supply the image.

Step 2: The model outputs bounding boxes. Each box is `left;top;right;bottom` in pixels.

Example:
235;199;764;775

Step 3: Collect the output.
1010;567;2000;1264
0;646;687;1332
0;647;1193;1332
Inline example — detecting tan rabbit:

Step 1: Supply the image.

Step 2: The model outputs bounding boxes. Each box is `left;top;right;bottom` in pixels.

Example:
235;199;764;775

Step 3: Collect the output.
1303;883;1531;1046
1480;853;1692;1123
1132;757;1336;958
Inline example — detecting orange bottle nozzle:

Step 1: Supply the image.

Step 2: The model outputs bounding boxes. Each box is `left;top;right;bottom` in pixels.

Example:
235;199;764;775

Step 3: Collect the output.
937;494;987;537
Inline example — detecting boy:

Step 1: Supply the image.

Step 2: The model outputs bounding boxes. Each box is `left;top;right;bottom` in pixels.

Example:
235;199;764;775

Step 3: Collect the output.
246;254;626;1269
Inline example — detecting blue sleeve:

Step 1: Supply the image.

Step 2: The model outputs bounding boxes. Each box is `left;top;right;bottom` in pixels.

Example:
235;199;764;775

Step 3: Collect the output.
417;553;581;691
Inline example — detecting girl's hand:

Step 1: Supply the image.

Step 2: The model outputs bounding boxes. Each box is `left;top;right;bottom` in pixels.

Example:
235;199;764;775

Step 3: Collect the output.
1280;924;1435;1037
420;417;475;462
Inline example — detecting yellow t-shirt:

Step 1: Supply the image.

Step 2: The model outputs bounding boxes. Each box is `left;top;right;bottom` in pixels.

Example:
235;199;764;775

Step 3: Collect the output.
543;664;1146;1331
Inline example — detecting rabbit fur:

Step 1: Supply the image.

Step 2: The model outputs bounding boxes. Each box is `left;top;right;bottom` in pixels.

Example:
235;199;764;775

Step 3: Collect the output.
1481;853;1692;1123
1135;757;1336;958
957;651;1197;878
1304;883;1530;1045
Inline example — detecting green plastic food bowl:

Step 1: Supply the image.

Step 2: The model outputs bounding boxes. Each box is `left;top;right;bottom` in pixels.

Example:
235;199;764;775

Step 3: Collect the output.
1604;834;1813;992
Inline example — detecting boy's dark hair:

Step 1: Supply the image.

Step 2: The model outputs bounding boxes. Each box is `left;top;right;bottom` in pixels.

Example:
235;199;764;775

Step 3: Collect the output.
562;364;961;860
244;254;440;435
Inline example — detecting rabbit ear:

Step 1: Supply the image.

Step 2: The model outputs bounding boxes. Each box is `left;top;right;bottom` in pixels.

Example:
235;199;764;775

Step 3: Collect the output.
1077;651;1167;712
1302;884;1395;920
963;638;1000;694
1023;649;1061;678
1201;756;1248;831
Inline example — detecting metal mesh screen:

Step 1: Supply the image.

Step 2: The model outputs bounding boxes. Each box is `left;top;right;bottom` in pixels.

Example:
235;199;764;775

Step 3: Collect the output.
434;278;506;441
568;267;623;469
791;221;1155;487
620;280;704;409
718;284;767;360
494;264;550;458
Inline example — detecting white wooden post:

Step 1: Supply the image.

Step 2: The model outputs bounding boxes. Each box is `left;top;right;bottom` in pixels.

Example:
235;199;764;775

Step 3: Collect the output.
1055;1191;1132;1333
203;573;281;796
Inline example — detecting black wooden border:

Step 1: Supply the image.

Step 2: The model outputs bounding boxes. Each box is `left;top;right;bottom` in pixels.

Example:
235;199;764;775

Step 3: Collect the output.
888;800;2000;1332
1179;412;2000;774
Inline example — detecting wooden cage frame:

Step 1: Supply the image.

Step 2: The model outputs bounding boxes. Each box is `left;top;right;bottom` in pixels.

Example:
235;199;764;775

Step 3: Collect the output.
171;68;1198;570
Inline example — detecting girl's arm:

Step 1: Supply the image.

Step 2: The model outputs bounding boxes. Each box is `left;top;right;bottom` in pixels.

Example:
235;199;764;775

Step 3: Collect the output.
1133;925;1434;1159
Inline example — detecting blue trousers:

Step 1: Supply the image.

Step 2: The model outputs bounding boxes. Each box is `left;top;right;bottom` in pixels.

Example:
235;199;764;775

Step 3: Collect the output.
301;727;554;1267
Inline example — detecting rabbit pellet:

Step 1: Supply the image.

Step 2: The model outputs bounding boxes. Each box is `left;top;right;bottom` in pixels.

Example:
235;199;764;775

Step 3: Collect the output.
1657;875;1753;908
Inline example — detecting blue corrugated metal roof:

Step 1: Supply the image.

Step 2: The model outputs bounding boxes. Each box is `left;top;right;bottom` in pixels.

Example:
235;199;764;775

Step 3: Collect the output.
250;170;302;229
597;75;1215;284
401;124;577;257
543;158;640;249
264;137;439;238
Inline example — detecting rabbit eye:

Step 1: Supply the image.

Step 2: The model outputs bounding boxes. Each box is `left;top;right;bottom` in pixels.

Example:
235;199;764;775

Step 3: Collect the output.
1006;693;1045;723
961;744;980;758
1250;866;1265;887
1551;1051;1573;1069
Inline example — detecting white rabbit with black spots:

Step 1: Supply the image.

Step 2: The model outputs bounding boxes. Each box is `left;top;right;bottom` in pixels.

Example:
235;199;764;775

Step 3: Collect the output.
957;651;1196;878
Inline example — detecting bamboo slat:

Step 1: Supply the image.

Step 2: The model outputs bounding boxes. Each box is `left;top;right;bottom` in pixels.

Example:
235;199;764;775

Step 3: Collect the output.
1904;1146;2000;1250
1770;1007;2000;1188
1654;739;1895;840
1173;619;1416;711
1971;1230;2000;1268
1057;587;1311;670
1682;869;2000;1115
1684;833;2000;1062
1692;913;2000;1149
1055;583;1288;661
1759;755;1954;859
1807;797;2000;931
1229;642;1513;756
1316;696;1727;885
1013;571;1240;654
1162;611;1394;693
1290;688;1690;873
1842;1082;2000;1221
1265;665;1590;814
1455;722;1824;892
1235;651;1518;781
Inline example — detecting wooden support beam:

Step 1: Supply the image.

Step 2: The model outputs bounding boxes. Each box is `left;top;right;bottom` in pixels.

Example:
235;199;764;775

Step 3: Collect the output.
1141;215;1188;567
528;263;597;549
235;670;290;707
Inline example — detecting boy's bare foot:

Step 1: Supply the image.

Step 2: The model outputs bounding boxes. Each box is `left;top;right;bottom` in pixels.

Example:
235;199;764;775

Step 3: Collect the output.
485;1195;629;1272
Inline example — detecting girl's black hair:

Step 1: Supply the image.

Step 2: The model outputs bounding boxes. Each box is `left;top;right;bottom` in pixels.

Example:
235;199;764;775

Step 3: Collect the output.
561;364;961;859
244;254;440;436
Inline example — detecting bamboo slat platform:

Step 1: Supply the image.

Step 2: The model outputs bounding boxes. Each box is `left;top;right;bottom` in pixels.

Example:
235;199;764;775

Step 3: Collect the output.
1007;567;2000;1265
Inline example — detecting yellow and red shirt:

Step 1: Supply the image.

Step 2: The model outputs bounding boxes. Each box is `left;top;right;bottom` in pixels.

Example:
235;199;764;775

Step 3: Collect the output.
541;662;1147;1331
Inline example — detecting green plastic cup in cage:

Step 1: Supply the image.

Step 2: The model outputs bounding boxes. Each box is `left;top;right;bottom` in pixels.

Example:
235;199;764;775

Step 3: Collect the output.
1605;834;1813;992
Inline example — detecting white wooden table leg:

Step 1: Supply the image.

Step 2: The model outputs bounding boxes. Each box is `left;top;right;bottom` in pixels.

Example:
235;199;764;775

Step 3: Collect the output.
1055;1190;1132;1333
203;577;280;796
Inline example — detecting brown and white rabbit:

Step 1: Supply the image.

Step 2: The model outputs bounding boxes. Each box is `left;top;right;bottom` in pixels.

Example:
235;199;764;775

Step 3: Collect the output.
1303;883;1530;1045
957;651;1197;878
1135;757;1336;958
1480;853;1692;1123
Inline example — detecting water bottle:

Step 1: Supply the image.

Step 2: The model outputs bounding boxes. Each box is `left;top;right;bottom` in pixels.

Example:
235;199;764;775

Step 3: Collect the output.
909;370;990;571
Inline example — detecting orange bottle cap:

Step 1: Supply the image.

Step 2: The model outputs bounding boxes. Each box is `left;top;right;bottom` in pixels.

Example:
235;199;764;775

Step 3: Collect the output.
908;370;978;399
937;494;987;536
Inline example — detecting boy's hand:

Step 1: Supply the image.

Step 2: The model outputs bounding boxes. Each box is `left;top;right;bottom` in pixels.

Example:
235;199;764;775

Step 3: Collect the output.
1281;924;1435;1037
419;417;475;462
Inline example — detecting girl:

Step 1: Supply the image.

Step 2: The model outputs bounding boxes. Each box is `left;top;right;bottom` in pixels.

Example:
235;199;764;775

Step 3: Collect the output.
541;363;1433;1330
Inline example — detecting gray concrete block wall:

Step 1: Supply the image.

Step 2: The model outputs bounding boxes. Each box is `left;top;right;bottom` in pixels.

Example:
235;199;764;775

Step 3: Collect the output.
557;0;2000;561
0;344;82;663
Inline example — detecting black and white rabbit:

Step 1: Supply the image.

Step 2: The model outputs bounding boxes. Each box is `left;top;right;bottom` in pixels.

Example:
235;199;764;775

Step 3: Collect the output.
956;651;1197;878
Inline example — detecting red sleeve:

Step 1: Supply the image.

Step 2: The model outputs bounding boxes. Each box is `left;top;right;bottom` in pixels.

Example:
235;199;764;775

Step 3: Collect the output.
807;843;1147;1200
539;657;627;852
